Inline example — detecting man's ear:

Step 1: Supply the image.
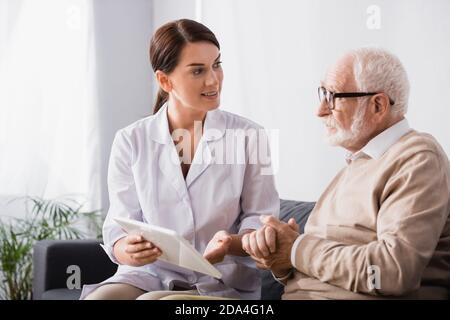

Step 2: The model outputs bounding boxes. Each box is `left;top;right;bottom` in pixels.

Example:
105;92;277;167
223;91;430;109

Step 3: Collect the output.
155;70;172;93
371;93;390;118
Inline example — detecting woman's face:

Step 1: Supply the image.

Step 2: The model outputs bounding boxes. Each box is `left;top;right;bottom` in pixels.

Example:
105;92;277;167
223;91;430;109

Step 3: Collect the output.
161;41;223;112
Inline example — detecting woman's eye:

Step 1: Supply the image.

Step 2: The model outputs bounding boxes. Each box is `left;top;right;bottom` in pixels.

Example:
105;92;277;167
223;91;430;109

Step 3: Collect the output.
193;68;203;75
213;61;222;68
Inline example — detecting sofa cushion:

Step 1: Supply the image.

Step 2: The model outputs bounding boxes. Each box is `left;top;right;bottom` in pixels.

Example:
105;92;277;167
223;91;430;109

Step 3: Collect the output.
260;199;315;300
41;288;82;300
33;240;117;300
279;200;315;233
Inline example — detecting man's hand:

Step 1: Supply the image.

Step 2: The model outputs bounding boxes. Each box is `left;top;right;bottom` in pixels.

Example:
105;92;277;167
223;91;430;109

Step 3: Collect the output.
244;216;300;277
203;230;233;264
241;225;277;259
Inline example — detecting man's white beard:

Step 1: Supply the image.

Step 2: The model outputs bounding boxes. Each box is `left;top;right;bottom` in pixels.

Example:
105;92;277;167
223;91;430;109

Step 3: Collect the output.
323;104;367;147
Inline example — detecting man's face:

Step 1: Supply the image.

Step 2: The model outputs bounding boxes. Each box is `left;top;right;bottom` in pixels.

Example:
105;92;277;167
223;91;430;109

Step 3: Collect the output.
316;55;369;151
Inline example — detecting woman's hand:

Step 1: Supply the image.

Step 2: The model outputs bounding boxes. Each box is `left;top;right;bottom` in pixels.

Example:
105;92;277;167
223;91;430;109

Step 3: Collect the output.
203;230;233;264
113;234;162;267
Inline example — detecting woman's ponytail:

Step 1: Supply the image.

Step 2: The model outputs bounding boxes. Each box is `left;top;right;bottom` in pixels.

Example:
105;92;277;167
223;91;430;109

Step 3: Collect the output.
153;88;168;114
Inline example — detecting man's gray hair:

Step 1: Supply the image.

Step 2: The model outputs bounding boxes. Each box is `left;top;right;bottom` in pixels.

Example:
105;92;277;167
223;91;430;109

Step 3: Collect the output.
351;47;410;116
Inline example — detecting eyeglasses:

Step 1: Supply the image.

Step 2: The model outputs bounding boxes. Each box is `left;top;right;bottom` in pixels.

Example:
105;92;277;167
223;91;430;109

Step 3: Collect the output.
318;86;395;111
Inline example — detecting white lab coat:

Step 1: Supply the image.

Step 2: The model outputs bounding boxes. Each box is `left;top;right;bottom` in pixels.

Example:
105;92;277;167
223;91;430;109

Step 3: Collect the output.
80;103;279;299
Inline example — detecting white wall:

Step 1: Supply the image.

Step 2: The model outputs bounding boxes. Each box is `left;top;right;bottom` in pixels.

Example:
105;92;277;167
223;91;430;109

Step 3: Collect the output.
197;0;450;201
92;0;154;212
3;0;449;218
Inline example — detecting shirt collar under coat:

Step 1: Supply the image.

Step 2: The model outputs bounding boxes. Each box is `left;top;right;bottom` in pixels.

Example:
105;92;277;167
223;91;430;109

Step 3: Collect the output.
346;118;412;164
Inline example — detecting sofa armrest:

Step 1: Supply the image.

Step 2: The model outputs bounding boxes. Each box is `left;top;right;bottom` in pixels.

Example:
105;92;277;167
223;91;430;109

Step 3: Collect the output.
33;239;117;300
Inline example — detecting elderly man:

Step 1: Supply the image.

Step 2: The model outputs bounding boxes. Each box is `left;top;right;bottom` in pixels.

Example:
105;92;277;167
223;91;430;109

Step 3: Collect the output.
243;47;450;299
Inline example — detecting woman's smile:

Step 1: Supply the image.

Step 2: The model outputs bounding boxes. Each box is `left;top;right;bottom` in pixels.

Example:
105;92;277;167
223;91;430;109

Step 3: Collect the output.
201;90;219;100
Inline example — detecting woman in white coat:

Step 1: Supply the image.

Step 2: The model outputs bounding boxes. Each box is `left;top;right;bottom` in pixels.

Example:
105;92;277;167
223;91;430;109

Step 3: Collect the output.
81;19;279;300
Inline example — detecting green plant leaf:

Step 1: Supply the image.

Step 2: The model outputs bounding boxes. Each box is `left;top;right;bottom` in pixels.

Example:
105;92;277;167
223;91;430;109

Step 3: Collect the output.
0;195;104;300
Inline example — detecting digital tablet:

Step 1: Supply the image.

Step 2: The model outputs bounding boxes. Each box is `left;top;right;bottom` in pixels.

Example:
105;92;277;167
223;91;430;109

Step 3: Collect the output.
113;217;222;279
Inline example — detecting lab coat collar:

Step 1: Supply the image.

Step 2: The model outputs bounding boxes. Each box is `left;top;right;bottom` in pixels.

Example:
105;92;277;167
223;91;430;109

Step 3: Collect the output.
149;103;226;144
203;108;226;142
149;103;172;144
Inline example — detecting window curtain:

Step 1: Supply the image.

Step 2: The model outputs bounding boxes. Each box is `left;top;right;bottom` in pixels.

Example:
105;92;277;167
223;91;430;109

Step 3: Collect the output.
0;0;101;213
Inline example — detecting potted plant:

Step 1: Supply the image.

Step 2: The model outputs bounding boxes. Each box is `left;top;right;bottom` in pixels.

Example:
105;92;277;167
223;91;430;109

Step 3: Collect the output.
0;196;102;300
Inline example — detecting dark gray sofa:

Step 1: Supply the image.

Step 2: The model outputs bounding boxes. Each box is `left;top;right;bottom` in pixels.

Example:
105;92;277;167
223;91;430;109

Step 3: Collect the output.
32;199;315;300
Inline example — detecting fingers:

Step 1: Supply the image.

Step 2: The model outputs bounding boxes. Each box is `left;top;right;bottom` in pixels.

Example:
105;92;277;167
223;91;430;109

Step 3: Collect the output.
125;234;158;254
210;230;232;251
261;215;298;235
205;243;227;258
219;235;232;245
243;232;258;257
216;230;232;241
131;247;161;261
256;228;271;257
203;248;221;262
248;231;264;258
264;226;276;253
242;233;250;253
126;241;155;254
252;255;273;270
288;218;299;232
255;261;270;270
260;215;284;232
204;246;227;264
213;232;232;252
126;234;144;245
203;232;232;265
242;227;276;258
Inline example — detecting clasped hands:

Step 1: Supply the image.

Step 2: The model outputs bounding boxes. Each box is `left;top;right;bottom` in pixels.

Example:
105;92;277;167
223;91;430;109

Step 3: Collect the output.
242;216;300;277
202;216;300;277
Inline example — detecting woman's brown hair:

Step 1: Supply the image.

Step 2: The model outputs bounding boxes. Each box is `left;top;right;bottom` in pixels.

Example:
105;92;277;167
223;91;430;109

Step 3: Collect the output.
149;19;220;114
